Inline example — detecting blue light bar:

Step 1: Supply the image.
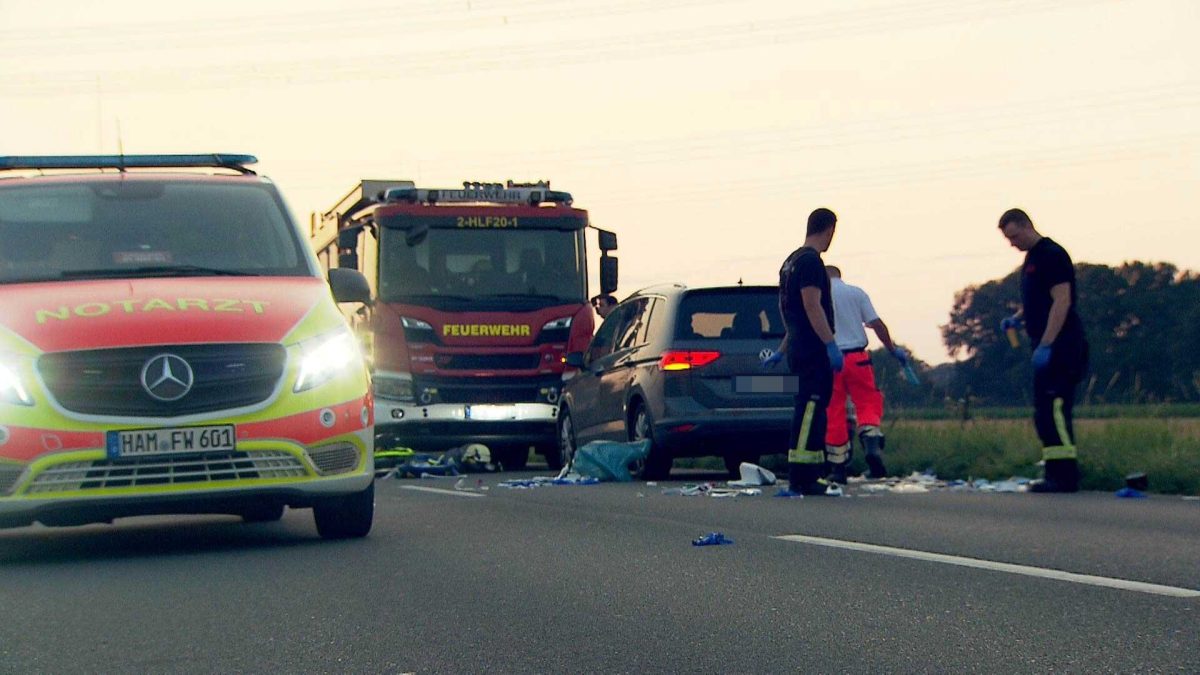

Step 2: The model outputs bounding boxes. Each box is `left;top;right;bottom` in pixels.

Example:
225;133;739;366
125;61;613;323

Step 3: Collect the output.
0;154;259;172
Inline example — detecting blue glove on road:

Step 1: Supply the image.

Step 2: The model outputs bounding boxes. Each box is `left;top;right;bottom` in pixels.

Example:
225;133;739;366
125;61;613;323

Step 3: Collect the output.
891;346;910;365
1000;315;1024;333
1032;344;1052;370
761;350;783;368
825;341;844;372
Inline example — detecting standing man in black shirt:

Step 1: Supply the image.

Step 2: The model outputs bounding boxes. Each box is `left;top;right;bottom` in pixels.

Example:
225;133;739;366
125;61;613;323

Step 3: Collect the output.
767;207;845;496
998;208;1089;492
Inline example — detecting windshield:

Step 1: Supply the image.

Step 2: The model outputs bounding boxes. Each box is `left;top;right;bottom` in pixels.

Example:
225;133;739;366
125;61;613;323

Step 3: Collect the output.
378;221;587;308
0;180;311;283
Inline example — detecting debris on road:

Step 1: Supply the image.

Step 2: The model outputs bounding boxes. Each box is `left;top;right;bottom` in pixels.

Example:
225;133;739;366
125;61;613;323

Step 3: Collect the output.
1115;487;1148;499
571;440;651;482
727;462;777;487
692;532;734;546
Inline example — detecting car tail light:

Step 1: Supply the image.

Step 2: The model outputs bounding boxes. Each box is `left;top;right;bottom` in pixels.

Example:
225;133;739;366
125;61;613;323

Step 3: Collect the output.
659;350;721;371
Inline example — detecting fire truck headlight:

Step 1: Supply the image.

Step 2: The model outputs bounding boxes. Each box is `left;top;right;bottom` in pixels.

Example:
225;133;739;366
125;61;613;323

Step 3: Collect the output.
0;358;33;406
294;328;363;393
541;316;572;331
373;372;415;402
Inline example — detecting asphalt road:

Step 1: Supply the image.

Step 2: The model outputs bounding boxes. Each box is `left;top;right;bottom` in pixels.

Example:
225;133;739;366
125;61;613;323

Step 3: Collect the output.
1;467;1198;673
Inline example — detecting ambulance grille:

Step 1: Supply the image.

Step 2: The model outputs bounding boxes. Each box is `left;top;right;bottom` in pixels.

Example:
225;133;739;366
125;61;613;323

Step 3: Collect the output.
38;344;287;417
0;465;23;496
25;450;306;494
306;443;360;475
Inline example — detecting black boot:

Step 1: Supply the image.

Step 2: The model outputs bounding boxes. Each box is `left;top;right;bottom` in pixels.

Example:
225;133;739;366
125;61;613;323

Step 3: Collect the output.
1029;459;1080;493
788;463;826;494
861;433;888;479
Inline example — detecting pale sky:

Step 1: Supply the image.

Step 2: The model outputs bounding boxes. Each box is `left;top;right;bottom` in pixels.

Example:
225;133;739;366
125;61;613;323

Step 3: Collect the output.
2;0;1197;364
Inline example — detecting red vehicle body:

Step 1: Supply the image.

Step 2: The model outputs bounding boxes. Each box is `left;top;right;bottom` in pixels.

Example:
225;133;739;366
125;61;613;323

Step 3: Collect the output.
312;181;618;469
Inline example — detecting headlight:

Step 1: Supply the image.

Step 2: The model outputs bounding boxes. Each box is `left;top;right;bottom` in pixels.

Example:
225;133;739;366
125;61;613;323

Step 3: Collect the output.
294;327;363;393
373;372;414;402
401;316;433;331
0;358;33;407
541;316;572;331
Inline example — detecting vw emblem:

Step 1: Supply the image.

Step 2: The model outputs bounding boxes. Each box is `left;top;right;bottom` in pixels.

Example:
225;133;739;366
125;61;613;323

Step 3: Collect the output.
140;353;195;402
759;348;775;361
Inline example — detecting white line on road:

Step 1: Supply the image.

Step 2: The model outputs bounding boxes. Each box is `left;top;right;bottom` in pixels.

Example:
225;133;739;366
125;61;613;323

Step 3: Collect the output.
773;534;1200;598
399;485;485;498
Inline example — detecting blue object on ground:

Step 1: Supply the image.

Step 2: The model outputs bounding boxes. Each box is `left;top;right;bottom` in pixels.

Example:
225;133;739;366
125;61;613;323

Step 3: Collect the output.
571;439;652;482
1115;487;1147;499
692;532;734;546
773;488;803;498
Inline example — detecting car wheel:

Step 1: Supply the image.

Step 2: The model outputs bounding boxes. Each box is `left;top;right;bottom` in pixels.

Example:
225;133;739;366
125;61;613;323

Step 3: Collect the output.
240;502;285;523
630;402;671;480
495;445;530;471
723;452;762;479
313;482;374;539
548;409;577;471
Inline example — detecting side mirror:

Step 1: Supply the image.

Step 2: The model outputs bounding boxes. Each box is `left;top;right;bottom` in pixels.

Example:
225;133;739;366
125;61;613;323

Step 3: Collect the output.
600;255;618;295
328;268;372;305
336;228;359;250
597;229;618;252
563;352;585;369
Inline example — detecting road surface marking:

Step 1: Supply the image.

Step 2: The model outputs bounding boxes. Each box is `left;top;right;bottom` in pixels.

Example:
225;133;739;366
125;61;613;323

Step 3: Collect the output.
399;485;485;498
773;534;1200;598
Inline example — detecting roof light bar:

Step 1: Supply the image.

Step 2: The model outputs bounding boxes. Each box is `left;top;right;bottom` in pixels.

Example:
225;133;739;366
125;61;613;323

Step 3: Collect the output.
0;154;259;174
383;181;572;207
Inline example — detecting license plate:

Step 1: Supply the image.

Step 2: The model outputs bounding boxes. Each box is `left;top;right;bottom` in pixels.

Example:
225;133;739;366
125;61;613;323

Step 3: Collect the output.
464;405;518;421
106;424;236;459
734;375;798;394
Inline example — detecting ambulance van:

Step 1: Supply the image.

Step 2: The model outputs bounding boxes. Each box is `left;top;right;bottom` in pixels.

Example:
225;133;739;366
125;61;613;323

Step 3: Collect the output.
0;154;375;538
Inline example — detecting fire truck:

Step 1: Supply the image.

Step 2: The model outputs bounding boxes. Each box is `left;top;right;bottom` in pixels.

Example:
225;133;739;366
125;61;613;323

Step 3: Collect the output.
312;180;617;470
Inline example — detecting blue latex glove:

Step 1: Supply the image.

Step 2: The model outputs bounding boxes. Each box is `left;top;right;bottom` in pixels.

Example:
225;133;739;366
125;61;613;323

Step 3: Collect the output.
761;349;783;369
891;346;910;365
1032;344;1052;370
999;315;1024;333
825;341;844;372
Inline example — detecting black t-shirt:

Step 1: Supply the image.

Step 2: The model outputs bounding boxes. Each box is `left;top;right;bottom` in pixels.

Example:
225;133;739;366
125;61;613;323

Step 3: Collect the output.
1021;237;1084;346
779;246;833;355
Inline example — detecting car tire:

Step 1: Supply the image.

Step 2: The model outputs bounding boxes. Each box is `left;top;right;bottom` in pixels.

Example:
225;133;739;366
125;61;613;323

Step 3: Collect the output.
723;452;762;479
495;445;530;471
548;408;577;472
313;482;374;540
630;402;672;480
240;502;285;523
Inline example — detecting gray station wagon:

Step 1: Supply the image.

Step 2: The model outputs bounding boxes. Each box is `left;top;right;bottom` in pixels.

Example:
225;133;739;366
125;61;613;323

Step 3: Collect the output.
556;284;796;479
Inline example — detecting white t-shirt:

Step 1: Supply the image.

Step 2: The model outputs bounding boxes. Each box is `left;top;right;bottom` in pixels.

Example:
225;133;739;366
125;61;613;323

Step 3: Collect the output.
830;278;879;351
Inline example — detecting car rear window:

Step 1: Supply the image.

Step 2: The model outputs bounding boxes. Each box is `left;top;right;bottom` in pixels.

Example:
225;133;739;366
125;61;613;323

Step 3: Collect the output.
674;289;785;340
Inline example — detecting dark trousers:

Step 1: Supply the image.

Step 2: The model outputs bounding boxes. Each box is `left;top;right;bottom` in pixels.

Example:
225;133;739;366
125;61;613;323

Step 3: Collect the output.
1033;339;1088;461
788;350;833;487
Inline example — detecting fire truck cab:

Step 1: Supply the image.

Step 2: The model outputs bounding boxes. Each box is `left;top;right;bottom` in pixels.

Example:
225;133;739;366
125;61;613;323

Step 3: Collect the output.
312;180;617;469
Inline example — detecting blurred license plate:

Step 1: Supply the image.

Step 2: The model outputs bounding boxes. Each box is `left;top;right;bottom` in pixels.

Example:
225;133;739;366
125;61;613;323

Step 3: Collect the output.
734;375;798;394
465;405;517;421
106;424;236;459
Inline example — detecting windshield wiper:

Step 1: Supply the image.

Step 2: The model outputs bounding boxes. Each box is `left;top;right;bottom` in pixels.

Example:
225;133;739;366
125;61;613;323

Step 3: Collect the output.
59;265;260;279
393;293;475;302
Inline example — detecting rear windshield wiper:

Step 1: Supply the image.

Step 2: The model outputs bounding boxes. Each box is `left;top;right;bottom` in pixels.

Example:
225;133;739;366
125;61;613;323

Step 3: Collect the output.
60;265;260;279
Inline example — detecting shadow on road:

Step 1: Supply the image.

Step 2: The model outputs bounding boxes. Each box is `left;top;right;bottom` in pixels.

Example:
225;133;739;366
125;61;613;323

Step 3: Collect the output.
0;513;332;566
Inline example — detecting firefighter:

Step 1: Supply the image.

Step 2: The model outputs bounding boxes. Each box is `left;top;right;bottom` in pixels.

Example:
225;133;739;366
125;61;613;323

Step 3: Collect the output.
764;207;843;496
590;293;617;320
823;265;910;482
998;208;1089;493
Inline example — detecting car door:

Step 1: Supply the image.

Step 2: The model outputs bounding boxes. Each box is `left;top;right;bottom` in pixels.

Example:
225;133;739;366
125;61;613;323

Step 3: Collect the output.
569;302;634;444
593;297;652;440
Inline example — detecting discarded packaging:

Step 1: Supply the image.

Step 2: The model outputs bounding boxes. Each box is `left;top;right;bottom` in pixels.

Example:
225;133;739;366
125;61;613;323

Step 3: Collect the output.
692;532;734;546
727;462;777;487
1115;487;1147;499
1124;472;1149;492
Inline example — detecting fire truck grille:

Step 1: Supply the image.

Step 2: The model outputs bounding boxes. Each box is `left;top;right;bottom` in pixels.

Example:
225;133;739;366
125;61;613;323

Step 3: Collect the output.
25;451;307;494
435;353;542;371
38;344;286;417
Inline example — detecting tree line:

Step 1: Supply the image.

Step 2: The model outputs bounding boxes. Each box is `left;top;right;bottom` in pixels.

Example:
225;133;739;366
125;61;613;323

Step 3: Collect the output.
872;261;1200;408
